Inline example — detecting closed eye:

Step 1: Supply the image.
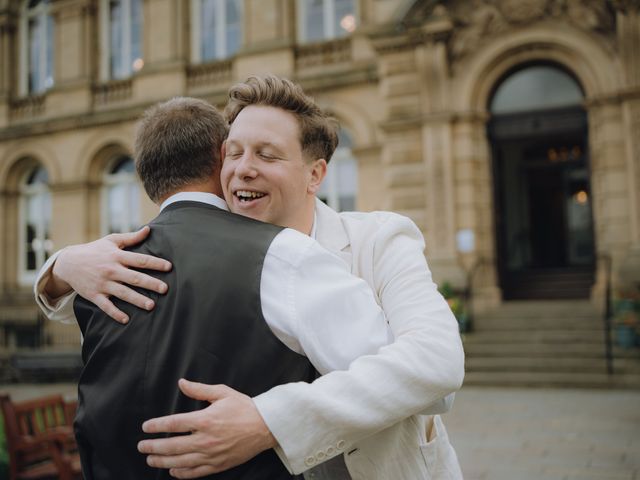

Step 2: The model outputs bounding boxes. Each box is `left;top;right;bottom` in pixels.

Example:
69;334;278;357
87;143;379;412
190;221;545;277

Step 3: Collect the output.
258;151;279;160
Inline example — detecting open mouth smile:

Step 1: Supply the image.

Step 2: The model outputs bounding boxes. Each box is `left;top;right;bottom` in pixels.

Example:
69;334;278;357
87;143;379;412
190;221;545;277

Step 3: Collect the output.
234;190;267;203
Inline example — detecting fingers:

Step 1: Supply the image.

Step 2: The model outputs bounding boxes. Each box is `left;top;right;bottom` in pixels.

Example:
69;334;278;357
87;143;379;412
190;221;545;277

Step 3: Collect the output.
118;250;172;274
147;453;209;469
142;411;199;434
109;263;168;295
170;465;219;479
92;295;129;324
108;281;156;312
178;380;233;403
108;226;151;249
139;435;201;457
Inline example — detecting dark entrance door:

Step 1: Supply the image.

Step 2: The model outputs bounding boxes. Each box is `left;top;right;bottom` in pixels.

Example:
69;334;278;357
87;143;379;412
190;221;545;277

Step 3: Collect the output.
488;65;595;299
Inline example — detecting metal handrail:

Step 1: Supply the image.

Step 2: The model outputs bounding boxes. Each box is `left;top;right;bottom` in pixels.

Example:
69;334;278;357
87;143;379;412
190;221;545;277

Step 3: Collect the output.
599;253;614;375
463;257;487;333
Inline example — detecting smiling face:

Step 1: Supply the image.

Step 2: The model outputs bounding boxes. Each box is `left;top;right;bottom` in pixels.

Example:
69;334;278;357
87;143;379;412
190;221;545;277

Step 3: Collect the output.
221;105;326;234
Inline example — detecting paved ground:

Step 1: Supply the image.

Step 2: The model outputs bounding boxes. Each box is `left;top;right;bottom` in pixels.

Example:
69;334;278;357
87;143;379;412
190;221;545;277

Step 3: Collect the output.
445;386;640;480
3;383;640;479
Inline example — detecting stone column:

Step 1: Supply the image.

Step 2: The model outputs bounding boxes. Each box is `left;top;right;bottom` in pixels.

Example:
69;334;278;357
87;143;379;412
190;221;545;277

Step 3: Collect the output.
44;180;89;346
451;115;501;312
47;0;94;116
0;1;17;129
353;145;382;211
236;0;295;80
617;6;640;289
135;0;187;101
373;27;465;286
588;99;633;298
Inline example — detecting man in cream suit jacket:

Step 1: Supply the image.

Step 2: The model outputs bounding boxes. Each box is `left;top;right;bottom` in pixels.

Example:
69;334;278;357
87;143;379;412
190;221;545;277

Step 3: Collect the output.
35;76;464;479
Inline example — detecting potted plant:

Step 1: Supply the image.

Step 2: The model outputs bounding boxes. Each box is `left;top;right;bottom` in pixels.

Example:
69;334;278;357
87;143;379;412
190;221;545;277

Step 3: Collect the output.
439;282;469;333
613;293;639;349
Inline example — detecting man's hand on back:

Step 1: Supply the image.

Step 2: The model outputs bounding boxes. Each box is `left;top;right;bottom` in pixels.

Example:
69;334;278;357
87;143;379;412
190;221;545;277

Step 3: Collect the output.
138;379;277;479
47;226;172;324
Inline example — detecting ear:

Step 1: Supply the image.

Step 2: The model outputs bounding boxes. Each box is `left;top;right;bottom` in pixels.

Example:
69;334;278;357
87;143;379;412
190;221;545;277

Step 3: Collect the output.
307;158;327;195
220;140;227;161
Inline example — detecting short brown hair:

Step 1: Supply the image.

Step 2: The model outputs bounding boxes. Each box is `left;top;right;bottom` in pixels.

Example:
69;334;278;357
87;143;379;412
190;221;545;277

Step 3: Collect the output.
225;75;339;163
135;97;228;203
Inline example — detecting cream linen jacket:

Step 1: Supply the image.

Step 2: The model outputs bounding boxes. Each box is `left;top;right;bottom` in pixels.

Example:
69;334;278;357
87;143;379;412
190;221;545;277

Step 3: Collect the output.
253;199;465;479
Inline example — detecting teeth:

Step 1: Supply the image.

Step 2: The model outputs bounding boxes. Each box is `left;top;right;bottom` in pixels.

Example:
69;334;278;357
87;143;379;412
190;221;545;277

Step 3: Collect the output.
236;190;266;200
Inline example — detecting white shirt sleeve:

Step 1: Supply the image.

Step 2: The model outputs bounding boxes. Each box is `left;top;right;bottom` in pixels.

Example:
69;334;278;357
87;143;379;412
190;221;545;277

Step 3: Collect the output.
33;249;78;324
260;228;393;375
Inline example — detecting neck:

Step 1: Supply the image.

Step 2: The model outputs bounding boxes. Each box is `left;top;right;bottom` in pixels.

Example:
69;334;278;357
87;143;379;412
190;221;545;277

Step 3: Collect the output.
158;179;223;205
289;198;315;236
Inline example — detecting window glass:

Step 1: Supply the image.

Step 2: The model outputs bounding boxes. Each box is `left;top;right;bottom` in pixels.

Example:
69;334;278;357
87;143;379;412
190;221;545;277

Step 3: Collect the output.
21;166;52;277
201;0;217;61
25;0;53;93
104;157;141;234
110;0;124;77
130;0;142;68
304;0;325;42
225;0;241;56
300;0;355;42
491;65;584;114
334;0;356;37
318;130;358;212
198;0;241;62
109;0;143;79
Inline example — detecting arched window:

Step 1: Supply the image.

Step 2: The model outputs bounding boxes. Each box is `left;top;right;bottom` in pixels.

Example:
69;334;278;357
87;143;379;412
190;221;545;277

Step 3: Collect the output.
191;0;242;63
20;0;54;95
20;165;52;283
100;0;143;80
490;65;583;114
318;130;358;211
102;157;141;234
298;0;357;43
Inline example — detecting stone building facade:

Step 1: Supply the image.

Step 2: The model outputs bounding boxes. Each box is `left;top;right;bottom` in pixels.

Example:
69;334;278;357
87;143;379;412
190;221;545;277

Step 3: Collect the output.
0;0;639;350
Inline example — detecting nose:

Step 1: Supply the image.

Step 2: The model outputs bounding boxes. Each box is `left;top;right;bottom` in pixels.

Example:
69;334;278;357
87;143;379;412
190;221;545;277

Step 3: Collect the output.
235;152;258;180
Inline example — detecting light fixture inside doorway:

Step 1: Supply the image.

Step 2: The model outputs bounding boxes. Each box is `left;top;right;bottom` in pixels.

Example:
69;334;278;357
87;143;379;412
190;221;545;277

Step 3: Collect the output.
574;190;588;204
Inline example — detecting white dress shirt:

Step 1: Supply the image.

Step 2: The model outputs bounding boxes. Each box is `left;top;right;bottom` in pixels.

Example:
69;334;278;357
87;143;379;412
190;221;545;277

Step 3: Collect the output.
35;192;393;375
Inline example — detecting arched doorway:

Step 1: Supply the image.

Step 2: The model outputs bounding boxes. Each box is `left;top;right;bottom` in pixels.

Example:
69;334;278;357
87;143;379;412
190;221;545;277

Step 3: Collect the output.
488;64;595;299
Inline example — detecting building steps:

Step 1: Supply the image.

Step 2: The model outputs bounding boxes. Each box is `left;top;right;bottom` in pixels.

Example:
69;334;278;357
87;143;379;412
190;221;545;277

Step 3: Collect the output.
462;300;640;389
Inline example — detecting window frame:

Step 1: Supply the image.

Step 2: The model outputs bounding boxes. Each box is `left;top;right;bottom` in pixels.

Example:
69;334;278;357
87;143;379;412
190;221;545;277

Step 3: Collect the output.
100;156;141;236
99;0;143;81
190;0;243;63
18;166;52;286
297;0;358;44
18;0;54;96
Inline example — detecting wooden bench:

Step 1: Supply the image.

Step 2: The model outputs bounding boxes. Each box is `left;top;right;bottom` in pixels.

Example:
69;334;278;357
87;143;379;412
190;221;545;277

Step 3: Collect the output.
0;394;82;480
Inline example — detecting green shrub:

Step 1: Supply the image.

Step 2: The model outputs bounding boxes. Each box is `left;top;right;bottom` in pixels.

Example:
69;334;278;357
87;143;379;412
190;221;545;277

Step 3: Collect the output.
0;414;8;480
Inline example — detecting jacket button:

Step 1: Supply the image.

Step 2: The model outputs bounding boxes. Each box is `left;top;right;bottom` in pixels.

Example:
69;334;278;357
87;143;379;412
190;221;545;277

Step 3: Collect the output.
316;450;326;460
305;456;316;467
336;440;346;450
326;446;336;456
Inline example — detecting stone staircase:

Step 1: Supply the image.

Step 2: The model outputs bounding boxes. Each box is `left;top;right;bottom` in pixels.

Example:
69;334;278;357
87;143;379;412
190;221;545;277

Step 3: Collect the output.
462;300;640;388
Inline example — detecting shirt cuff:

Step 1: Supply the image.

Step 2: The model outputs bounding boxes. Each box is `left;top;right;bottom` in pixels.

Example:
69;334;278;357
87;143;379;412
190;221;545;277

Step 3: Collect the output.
33;250;77;325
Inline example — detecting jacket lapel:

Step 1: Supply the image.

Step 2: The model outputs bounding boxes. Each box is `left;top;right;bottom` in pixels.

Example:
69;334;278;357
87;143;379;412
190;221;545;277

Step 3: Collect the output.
313;198;352;268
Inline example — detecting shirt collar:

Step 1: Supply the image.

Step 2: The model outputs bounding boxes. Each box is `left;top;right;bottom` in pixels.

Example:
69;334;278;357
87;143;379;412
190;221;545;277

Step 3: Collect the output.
160;192;229;212
310;212;318;239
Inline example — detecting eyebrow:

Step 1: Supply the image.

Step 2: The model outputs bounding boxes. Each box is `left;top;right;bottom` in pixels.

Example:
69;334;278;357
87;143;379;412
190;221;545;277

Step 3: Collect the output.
226;139;286;154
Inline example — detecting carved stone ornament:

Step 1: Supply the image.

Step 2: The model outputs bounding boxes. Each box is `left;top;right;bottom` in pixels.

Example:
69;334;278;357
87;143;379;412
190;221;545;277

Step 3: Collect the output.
444;0;618;60
498;0;548;23
609;0;640;12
